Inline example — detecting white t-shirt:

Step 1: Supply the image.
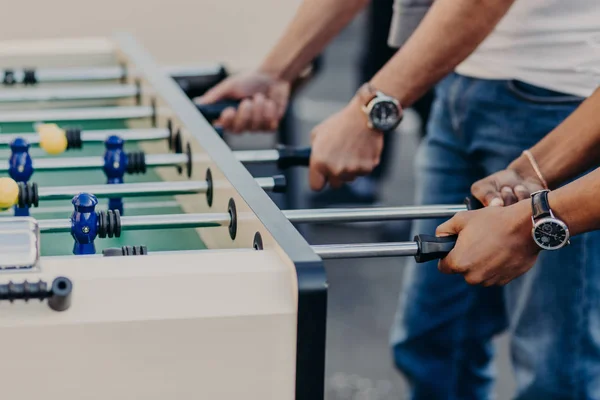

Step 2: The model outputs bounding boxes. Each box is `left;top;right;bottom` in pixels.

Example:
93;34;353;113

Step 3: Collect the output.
455;0;600;97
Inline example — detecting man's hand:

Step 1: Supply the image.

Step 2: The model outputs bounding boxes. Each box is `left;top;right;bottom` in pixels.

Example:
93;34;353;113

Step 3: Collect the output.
436;201;540;286
309;98;384;190
471;168;545;207
195;71;290;133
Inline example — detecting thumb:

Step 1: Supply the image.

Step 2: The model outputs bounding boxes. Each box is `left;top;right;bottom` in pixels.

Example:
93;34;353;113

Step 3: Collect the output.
195;80;233;105
436;213;468;237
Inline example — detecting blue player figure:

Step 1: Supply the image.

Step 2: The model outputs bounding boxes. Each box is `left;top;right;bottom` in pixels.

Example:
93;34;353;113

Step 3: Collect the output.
70;193;99;255
8;138;33;216
103;135;127;214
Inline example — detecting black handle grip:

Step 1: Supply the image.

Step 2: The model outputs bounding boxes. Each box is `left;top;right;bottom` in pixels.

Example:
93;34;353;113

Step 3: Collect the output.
276;146;311;169
171;65;228;98
196;100;241;122
0;276;72;312
103;245;148;256
414;234;457;263
464;195;484;210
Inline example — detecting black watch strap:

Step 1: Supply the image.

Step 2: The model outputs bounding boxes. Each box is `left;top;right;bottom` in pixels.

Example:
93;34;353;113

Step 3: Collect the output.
531;190;551;220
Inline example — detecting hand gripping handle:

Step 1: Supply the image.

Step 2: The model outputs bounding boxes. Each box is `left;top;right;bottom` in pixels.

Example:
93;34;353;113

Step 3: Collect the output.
196;100;241;122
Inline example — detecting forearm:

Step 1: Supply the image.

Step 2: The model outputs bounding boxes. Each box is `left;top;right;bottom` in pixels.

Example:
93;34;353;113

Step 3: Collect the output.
508;88;600;189
548;167;600;236
370;0;515;106
500;167;600;247
260;0;369;82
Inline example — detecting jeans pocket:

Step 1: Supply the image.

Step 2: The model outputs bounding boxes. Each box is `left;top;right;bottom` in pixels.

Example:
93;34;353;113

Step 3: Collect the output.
506;80;584;105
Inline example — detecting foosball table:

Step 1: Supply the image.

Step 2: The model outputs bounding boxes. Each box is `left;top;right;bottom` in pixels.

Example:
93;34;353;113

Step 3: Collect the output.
0;33;479;400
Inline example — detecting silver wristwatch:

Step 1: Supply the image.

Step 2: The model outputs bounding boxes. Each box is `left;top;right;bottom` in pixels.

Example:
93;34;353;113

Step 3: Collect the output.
357;83;403;132
530;189;570;250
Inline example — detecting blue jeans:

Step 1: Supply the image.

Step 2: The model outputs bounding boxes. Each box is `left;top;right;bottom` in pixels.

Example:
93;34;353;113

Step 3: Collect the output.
391;73;600;399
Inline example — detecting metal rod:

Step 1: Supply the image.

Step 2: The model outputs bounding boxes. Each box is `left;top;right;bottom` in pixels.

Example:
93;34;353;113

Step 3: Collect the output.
233;149;280;164
25;157;104;171
145;154;188;168
34;177;279;201
311;242;420;259
14;66;126;83
6;64;223;84
117;213;229;231
0;106;153;123
0;84;139;103
283;205;467;222
81;128;169;142
34;201;463;235
38;181;210;200
0;201;180;215
38;212;230;234
0;150;281;173
0;128;170;146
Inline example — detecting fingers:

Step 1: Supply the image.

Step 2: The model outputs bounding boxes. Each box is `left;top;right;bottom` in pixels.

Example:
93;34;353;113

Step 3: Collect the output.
216;95;280;133
436;212;467;237
249;94;279;131
270;86;290;120
471;169;543;207
437;257;456;275
250;94;266;131
308;162;328;191
436;215;466;275
308;160;375;191
229;99;251;133
217;107;237;131
500;186;518;206
307;162;360;191
513;184;531;201
263;99;278;131
195;80;232;105
471;180;503;207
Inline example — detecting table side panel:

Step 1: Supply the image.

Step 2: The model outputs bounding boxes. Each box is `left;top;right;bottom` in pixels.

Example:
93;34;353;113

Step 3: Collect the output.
0;250;297;400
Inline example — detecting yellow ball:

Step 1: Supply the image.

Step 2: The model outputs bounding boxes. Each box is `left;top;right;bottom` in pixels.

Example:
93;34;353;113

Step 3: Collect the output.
0;177;19;211
37;123;68;155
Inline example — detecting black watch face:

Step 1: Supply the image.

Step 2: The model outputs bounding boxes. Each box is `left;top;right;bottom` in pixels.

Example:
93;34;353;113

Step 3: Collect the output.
370;100;401;131
533;220;568;249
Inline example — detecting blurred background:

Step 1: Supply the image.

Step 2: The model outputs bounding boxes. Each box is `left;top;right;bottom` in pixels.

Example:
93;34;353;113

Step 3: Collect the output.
0;1;516;398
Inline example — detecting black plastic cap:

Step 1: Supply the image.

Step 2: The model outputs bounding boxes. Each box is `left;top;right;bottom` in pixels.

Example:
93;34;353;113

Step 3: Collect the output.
271;175;287;193
414;234;457;263
103;248;125;257
48;277;73;312
464;195;484;210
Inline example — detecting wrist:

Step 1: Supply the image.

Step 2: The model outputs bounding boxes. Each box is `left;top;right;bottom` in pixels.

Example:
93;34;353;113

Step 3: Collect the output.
348;96;384;137
369;73;411;107
508;152;548;188
509;199;541;253
257;63;287;82
547;189;579;236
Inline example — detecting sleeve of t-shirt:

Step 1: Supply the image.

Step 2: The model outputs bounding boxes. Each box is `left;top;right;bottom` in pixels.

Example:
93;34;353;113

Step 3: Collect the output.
388;0;434;48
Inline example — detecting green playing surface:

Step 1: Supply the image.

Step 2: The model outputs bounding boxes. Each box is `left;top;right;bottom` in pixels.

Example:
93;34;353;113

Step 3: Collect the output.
0;119;207;256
